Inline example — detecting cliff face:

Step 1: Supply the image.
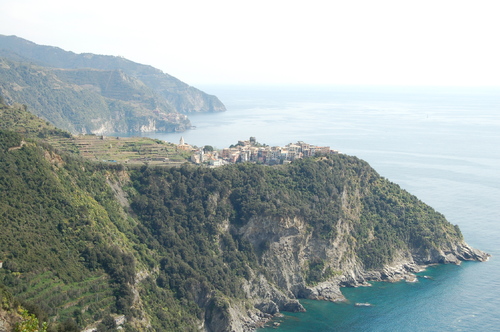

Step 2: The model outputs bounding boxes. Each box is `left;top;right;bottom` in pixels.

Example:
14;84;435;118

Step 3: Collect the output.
222;211;488;330
125;159;489;331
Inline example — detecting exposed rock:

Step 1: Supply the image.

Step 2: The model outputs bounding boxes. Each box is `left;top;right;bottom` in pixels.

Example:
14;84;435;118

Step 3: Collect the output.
303;281;345;301
454;243;490;262
282;299;306;312
254;300;279;315
222;212;490;331
0;309;21;332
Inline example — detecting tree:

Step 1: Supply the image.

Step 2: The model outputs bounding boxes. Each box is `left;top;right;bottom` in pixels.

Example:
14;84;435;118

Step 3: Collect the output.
96;315;116;331
58;318;79;332
14;309;48;332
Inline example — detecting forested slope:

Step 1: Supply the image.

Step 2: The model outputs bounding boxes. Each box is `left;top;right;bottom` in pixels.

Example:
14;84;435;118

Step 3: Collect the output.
0;103;488;331
0;57;191;135
0;34;226;115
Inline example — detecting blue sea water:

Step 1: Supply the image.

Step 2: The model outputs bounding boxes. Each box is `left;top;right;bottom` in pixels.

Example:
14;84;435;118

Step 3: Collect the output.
127;85;500;331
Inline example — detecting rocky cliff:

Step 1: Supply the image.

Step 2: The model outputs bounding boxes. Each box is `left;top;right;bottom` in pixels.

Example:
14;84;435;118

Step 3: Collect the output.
125;158;489;331
220;210;488;330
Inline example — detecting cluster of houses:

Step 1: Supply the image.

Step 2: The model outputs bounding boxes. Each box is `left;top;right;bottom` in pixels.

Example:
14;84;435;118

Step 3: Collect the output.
181;136;339;167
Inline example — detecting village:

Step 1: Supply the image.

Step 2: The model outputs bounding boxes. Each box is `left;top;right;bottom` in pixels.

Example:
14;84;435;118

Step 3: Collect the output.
179;136;340;167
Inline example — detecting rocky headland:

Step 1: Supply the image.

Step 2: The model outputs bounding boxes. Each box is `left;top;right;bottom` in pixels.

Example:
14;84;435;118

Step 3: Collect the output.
0;103;490;331
221;213;489;331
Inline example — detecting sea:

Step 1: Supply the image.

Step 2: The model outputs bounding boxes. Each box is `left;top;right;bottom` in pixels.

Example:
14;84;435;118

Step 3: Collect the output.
124;84;500;331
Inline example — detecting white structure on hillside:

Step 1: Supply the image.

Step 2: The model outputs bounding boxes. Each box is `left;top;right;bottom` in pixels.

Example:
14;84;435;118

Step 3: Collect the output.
178;136;192;151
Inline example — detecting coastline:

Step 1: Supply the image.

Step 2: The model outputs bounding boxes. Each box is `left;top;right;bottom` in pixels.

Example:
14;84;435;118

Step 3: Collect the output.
247;242;490;331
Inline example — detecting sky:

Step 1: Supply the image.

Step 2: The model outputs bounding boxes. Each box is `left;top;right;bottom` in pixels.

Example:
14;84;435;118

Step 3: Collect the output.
1;0;499;87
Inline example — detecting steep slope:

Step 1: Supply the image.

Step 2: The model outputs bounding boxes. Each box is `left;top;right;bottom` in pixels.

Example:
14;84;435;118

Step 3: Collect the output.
0;103;489;331
128;159;488;330
0;34;226;114
0;57;190;134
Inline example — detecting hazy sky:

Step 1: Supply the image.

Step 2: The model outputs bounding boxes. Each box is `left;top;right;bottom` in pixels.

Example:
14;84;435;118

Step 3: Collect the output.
1;0;499;87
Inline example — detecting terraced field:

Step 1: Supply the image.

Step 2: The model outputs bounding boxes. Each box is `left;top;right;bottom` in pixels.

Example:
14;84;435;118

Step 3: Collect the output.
1;102;193;166
4;270;114;324
44;135;193;166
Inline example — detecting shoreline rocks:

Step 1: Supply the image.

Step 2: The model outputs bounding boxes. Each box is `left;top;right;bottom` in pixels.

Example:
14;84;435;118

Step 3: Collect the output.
224;240;490;331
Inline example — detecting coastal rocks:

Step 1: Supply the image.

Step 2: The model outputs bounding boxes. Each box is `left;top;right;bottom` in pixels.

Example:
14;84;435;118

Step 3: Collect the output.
282;300;305;312
301;281;345;301
442;253;461;265
358;243;490;285
454;243;490;262
242;274;306;315
438;245;490;264
89;120;115;135
204;295;287;332
138;119;157;133
222;196;490;331
379;264;419;283
204;300;237;332
349;259;422;284
412;242;490;266
254;300;279;315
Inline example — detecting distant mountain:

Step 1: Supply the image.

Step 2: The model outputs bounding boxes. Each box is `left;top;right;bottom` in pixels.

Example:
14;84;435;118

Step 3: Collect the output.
0;57;191;134
0;34;225;134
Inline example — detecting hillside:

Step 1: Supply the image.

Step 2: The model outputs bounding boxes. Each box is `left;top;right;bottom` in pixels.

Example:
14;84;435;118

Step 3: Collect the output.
0;34;225;135
0;102;489;331
0;34;226;114
0;101;194;165
0;57;192;135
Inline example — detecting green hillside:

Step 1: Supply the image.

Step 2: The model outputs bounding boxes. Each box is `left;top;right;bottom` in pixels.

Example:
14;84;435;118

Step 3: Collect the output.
0;96;61;135
0;34;226;114
0;101;487;331
0;101;194;165
0;57;191;135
